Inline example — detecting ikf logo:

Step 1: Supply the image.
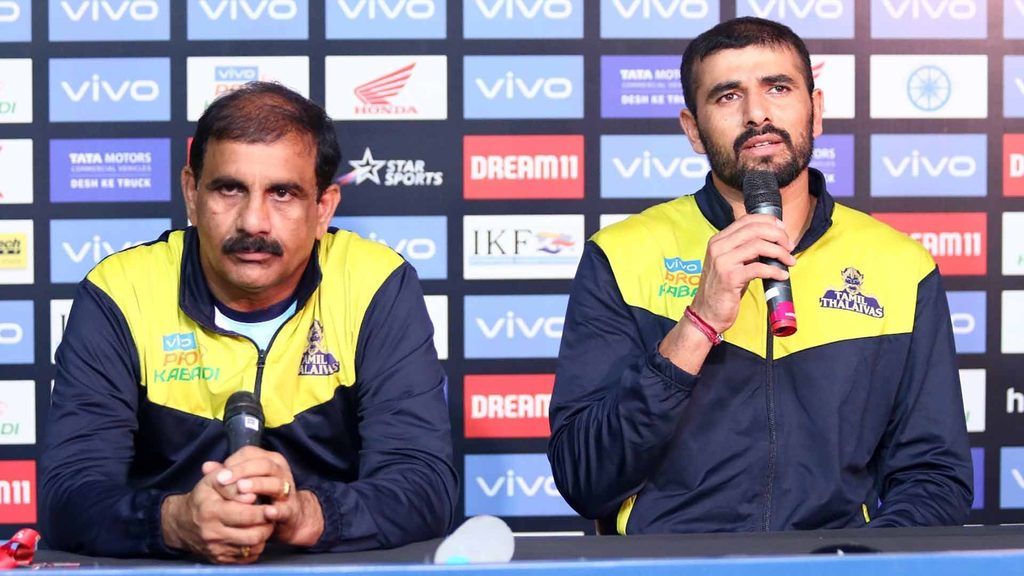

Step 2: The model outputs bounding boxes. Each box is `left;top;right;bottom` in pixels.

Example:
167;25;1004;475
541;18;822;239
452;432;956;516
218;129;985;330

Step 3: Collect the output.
50;139;170;203
50;299;73;364
50;58;170;122
0;460;34;522
0;219;32;285
464;454;575;516
871;0;985;38
810;135;853;197
809;54;854;119
737;0;852;39
600;134;707;199
0;301;31;364
869;55;987;119
0;0;29;41
464;55;583;119
327;0;444;39
972;448;984;510
50;0;169;41
1004;134;1024;197
870;134;985;197
0;139;33;204
1003;213;1024;275
464;295;567;359
50;218;170;284
1000;447;1024;508
1004;56;1024;118
872;212;986;276
325;56;447;121
599;0;718;38
946;291;985;354
601;55;684;118
959;369;985;433
423;295;448;360
0;59;33;123
464;0;582;38
188;0;308;40
464;135;584;200
330;216;447;280
0;381;35;444
1008;0;1024;38
463;215;584;280
1003;291;1024;354
187;57;310;121
464;374;553;438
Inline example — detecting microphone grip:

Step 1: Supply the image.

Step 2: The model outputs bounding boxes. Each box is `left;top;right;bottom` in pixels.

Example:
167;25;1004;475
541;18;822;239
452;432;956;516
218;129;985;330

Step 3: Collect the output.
225;413;262;455
747;202;797;337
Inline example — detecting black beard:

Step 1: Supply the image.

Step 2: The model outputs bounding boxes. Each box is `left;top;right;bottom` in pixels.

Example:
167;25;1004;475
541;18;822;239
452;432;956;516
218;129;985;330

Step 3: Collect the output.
698;116;814;191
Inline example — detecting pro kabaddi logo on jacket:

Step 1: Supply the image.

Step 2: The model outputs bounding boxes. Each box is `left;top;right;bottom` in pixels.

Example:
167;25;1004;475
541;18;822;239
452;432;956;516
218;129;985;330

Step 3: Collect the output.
658;257;702;298
154;331;221;383
819;267;885;318
299;320;340;376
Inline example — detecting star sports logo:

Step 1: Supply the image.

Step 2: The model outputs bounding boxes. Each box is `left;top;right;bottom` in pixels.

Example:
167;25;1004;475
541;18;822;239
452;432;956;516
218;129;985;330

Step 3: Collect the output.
339;147;443;187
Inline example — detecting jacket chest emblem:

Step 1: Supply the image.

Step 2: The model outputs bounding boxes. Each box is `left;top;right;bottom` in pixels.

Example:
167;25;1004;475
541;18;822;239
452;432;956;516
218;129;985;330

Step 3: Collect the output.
658;257;702;299
819;267;885;319
298;319;341;376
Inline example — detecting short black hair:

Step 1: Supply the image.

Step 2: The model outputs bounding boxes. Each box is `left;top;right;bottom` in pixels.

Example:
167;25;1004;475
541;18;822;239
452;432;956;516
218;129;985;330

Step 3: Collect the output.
680;17;814;117
189;81;341;199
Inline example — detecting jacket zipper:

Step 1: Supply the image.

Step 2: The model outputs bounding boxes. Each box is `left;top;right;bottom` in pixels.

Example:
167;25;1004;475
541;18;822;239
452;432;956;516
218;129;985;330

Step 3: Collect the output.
761;319;777;532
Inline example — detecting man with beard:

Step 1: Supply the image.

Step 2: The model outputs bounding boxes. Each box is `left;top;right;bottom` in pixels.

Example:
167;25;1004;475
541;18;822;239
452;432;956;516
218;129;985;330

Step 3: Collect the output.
548;17;972;534
41;82;457;562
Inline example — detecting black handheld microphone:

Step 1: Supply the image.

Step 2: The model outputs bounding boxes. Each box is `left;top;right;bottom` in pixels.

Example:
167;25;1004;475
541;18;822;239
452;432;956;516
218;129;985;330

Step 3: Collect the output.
224;390;264;455
742;170;797;337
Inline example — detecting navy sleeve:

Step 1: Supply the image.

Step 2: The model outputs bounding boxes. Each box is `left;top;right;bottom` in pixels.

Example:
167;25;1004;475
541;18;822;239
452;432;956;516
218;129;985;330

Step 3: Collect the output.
40;280;179;557
305;262;457;551
547;241;697;520
870;267;973;527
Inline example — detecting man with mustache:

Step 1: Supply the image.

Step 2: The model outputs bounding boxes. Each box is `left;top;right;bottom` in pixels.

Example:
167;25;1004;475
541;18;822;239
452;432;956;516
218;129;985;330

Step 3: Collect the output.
41;82;457;562
548;17;972;534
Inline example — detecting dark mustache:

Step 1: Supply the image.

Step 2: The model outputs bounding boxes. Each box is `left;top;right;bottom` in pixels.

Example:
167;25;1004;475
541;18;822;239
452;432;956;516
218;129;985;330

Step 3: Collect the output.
733;125;794;156
222;234;284;256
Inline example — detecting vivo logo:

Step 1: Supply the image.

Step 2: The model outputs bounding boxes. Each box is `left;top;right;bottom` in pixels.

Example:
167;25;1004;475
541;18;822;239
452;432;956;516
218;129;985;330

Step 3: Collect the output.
611;0;709;18
910;231;983;257
0;1;20;22
61;75;159;103
880;0;976;20
746;0;842;19
0;324;22;345
0;480;30;505
476;313;563;339
61;0;159;21
365;232;436;260
62;236;142;263
475;0;571;18
198;0;297;20
215;66;258;81
476;73;572;100
476;471;559;498
162;332;196;352
613;152;707;179
951;312;975;335
882;151;977;178
335;0;434;18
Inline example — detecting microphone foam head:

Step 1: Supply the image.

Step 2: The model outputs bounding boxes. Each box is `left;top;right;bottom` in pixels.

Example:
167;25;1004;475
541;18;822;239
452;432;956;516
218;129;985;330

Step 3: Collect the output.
742;170;781;212
224;390;264;424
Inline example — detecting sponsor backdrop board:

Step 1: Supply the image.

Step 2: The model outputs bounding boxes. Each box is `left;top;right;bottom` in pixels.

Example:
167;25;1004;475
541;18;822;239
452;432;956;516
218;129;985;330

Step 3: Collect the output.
0;0;1021;535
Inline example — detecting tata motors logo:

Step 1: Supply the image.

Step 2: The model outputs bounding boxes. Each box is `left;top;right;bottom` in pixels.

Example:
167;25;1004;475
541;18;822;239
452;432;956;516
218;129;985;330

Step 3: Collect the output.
873;212;986;276
327;0;444;39
809;54;854;119
870;55;986;119
464;454;575;516
1004;212;1024;275
464;374;553;438
601;134;706;199
1000;447;1024;508
601;55;684;118
0;461;34;523
464;215;583;280
872;0;984;38
331;215;447;280
465;0;582;38
946;291;985;354
188;0;307;40
50;58;170;122
1004;291;1024;354
1005;134;1024;197
600;0;718;38
0;59;33;123
737;0;851;38
464;135;583;199
50;218;170;284
810;134;853;197
464;55;583;119
50;139;170;203
0;219;32;285
959;368;985;433
50;0;169;41
464;294;567;359
0;139;33;204
187;56;310;121
326;56;447;121
0;301;31;364
342;146;444;188
1003;56;1024;118
870;134;985;197
0;381;36;445
0;0;30;42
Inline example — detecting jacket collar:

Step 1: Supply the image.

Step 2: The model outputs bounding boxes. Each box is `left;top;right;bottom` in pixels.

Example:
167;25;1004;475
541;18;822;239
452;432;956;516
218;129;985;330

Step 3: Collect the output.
179;227;322;329
693;167;835;254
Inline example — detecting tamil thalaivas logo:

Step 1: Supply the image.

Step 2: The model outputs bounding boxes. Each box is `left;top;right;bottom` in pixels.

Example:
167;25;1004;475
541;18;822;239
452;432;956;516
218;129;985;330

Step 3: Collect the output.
299;320;340;376
659;257;702;298
819;267;884;318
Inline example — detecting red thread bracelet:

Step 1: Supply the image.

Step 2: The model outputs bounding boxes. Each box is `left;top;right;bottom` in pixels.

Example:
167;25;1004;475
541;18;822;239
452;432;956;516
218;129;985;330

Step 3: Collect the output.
684;306;723;346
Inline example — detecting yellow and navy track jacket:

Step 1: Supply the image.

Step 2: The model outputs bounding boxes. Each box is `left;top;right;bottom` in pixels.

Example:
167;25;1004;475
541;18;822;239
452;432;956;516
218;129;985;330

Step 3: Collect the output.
41;227;457;557
548;170;972;534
